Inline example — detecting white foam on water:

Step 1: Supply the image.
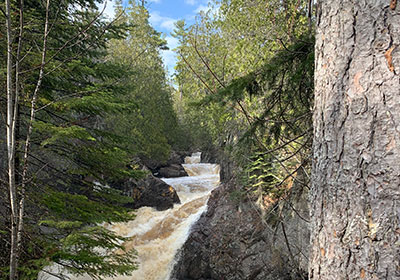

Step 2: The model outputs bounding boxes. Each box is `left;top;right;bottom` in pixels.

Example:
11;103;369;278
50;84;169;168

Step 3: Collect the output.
39;152;220;280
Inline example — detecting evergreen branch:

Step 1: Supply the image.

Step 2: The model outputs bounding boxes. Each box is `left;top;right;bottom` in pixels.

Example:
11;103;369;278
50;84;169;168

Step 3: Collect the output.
43;9;128;79
20;1;108;75
46;0;63;38
0;6;6;17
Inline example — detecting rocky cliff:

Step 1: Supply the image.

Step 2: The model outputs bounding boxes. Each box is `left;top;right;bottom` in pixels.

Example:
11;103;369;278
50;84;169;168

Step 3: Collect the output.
171;160;310;280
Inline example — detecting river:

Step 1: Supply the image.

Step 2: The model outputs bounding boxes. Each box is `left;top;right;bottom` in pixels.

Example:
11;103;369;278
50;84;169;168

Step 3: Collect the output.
39;152;220;280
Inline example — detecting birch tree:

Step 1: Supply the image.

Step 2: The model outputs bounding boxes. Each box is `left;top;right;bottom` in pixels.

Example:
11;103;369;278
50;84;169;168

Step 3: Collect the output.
2;1;139;278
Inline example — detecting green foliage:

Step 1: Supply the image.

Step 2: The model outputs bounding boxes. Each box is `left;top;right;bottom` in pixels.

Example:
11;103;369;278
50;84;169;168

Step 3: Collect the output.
32;188;138;279
35;122;96;146
0;0;168;278
40;190;135;225
51;226;138;279
173;0;314;200
245;152;283;198
106;1;187;160
200;35;314;145
235;36;314;198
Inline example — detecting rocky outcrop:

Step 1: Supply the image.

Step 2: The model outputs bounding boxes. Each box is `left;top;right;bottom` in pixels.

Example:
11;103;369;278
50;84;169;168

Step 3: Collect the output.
200;147;235;181
126;174;181;211
200;147;218;164
167;151;191;165
112;166;181;211
158;164;188;178
110;151;193;211
171;173;309;280
142;151;191;176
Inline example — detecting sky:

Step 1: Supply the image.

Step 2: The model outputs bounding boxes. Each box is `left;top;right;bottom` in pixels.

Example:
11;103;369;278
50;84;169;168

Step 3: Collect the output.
100;0;215;77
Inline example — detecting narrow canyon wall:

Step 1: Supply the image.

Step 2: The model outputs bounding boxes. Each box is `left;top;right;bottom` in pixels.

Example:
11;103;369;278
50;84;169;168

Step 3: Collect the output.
171;167;310;280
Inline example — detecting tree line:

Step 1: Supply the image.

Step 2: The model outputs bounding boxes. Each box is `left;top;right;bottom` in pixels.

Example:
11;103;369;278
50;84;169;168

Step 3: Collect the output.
173;0;313;219
0;0;188;278
172;0;399;279
1;0;399;279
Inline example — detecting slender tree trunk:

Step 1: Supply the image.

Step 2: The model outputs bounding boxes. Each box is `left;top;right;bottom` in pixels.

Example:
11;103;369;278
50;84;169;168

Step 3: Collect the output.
311;1;400;279
5;0;19;278
15;0;24;271
17;0;49;259
6;0;49;278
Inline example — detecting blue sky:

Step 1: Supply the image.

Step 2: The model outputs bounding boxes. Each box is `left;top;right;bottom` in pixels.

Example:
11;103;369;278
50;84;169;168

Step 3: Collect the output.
101;0;215;76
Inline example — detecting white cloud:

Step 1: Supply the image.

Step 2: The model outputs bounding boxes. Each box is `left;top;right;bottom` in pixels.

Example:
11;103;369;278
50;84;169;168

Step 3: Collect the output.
161;49;177;73
97;0;117;19
195;3;218;14
161;37;179;76
166;36;179;50
149;11;178;31
160;19;177;30
185;0;197;5
194;4;208;13
149;11;164;26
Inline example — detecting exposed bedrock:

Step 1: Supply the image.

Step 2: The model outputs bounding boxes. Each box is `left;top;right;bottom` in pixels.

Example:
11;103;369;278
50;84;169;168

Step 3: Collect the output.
142;151;191;176
111;166;181;211
111;151;193;211
171;168;309;280
158;164;188;178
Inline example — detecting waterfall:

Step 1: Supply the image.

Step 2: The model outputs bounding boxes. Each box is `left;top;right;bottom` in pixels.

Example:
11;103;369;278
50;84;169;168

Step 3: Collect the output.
39;152;220;280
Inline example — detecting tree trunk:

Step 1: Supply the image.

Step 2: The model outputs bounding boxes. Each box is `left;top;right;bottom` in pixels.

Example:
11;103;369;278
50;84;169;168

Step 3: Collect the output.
5;0;19;278
311;1;400;279
17;0;49;265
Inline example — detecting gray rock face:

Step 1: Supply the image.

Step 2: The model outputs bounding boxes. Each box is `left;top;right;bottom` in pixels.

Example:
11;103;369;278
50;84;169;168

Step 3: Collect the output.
171;175;309;280
158;164;188;178
112;167;181;211
127;174;181;211
142;151;191;175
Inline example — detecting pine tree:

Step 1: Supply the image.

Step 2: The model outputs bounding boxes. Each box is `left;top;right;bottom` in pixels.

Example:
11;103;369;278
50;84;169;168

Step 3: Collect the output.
0;1;141;278
106;1;185;161
311;1;400;278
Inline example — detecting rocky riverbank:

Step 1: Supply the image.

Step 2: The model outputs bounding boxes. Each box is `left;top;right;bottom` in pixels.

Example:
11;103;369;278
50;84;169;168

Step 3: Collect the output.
171;156;310;280
110;151;191;211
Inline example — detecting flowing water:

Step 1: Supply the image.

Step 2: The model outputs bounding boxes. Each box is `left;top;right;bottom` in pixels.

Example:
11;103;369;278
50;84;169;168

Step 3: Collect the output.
39;152;220;280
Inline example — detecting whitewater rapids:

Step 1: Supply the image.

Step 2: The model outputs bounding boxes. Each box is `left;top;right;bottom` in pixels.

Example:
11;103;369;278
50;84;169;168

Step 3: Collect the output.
39;152;220;280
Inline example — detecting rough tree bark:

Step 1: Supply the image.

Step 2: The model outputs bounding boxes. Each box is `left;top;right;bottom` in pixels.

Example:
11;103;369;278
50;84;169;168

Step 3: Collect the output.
311;1;400;279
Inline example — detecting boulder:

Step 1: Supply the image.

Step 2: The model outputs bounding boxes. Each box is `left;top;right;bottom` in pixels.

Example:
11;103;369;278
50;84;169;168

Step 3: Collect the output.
141;151;191;176
111;164;181;211
158;164;188;178
128;175;181;211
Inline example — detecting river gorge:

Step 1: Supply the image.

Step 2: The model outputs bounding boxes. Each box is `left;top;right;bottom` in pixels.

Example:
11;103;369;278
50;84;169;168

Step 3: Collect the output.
39;152;220;280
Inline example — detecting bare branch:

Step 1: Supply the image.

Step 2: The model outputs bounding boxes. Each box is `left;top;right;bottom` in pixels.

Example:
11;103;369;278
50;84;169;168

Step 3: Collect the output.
191;37;225;87
17;0;51;274
180;52;216;94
